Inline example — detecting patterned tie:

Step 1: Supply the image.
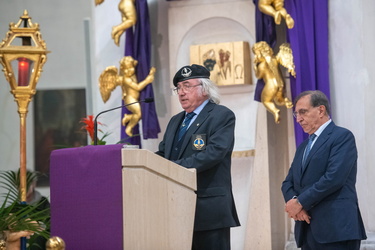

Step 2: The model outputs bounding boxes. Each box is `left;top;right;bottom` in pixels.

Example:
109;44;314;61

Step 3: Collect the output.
178;112;196;141
302;133;316;167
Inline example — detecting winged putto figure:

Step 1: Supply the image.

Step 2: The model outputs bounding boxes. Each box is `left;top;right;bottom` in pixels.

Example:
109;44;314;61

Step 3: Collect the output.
99;56;156;136
252;41;296;123
95;0;136;46
258;0;294;29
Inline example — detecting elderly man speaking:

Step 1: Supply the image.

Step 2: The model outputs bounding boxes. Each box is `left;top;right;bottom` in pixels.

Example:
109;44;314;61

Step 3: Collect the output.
156;64;240;250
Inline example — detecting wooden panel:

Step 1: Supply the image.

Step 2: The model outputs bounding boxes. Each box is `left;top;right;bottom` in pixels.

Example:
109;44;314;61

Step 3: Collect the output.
122;149;196;250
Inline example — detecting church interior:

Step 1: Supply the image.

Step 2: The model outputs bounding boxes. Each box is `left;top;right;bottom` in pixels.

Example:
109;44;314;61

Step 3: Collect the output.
0;0;374;249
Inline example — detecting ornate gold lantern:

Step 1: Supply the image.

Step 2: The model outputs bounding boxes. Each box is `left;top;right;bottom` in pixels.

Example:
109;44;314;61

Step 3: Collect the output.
0;10;49;202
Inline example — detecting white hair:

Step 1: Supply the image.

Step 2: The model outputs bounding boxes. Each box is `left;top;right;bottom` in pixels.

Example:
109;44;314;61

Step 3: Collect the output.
199;78;220;104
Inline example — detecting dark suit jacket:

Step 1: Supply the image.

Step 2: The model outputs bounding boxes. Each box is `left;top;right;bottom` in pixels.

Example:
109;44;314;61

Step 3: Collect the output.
156;101;240;231
282;121;366;247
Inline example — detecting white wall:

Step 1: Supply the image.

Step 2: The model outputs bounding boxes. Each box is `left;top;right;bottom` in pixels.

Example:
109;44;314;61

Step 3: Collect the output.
329;0;375;239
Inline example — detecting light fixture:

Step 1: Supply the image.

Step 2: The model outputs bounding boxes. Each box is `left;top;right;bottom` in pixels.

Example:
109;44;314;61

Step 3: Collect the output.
0;10;50;202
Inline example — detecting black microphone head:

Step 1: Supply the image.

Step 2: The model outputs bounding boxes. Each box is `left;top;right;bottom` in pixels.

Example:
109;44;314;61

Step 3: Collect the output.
144;97;154;103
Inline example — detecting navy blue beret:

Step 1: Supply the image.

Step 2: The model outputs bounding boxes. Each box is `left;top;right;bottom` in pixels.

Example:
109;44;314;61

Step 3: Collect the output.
173;64;210;86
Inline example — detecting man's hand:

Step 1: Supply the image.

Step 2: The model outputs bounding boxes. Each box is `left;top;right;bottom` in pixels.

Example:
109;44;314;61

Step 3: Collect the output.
293;209;311;224
285;198;303;218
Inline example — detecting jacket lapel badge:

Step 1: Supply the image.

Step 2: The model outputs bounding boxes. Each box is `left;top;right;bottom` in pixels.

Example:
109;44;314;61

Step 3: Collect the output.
192;134;206;150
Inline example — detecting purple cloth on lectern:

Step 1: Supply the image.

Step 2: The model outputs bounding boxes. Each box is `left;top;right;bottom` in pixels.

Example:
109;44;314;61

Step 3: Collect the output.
285;0;330;146
121;0;161;146
50;144;123;250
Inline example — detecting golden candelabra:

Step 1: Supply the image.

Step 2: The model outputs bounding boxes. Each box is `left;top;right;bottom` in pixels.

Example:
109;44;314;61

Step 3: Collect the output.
0;10;49;202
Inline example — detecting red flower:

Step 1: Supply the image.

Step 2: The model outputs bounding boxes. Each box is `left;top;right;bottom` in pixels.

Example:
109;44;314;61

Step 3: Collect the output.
80;115;107;144
80;115;95;141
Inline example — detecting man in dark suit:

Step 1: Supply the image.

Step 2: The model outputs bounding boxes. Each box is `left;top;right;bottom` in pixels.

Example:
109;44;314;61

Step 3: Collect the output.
282;90;367;249
156;64;240;250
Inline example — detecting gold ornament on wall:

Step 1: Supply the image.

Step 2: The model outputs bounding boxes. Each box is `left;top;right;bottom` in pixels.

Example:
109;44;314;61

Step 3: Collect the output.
95;0;136;46
190;41;252;85
258;0;294;29
99;56;156;136
252;41;295;123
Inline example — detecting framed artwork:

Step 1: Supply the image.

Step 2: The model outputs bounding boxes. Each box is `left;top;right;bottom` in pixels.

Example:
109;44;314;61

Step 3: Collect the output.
34;89;87;186
190;41;252;86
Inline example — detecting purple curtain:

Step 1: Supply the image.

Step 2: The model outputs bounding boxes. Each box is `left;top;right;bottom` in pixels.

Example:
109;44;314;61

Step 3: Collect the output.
253;0;277;102
253;0;330;146
285;0;330;146
121;0;161;146
134;0;161;139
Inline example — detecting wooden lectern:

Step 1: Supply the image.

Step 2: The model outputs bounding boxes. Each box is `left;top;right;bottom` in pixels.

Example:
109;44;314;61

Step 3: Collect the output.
122;148;197;250
50;145;196;249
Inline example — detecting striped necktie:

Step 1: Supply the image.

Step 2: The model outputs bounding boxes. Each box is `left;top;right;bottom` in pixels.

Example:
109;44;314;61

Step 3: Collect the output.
302;133;316;167
178;112;196;141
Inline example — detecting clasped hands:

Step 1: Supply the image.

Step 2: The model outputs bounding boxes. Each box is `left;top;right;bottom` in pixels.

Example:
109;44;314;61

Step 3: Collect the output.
285;198;311;224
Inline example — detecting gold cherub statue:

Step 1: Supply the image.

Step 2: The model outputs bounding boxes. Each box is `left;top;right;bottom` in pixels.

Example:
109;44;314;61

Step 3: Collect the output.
99;56;156;136
258;0;294;29
95;0;136;46
252;41;295;123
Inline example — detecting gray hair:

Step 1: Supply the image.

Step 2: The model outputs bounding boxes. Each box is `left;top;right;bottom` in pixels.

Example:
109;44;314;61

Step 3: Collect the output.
199;78;220;104
294;90;331;116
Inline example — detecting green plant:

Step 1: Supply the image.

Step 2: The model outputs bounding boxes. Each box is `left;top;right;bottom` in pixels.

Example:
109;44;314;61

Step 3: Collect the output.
0;170;38;203
0;170;50;249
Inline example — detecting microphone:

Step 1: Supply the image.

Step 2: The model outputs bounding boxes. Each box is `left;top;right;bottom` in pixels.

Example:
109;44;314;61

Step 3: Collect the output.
93;97;154;145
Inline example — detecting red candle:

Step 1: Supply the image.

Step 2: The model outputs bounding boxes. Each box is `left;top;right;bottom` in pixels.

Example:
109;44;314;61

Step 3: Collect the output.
18;57;30;86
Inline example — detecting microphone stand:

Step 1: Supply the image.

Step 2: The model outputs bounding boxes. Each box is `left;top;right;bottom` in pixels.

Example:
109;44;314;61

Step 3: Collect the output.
93;98;153;145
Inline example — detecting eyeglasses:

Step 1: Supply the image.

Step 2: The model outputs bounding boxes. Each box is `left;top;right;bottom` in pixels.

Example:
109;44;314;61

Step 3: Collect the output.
293;109;309;118
293;107;320;118
173;83;202;95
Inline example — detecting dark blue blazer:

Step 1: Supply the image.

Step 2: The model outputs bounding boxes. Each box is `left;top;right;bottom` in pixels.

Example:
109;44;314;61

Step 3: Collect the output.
282;121;366;247
156;101;240;231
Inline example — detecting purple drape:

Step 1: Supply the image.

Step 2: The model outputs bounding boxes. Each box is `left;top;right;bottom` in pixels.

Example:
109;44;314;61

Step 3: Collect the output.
253;0;330;146
253;0;277;102
121;0;161;146
134;0;161;139
285;0;330;146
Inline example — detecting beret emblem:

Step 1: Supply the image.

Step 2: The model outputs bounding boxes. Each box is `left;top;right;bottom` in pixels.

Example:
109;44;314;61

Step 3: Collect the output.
181;67;192;78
